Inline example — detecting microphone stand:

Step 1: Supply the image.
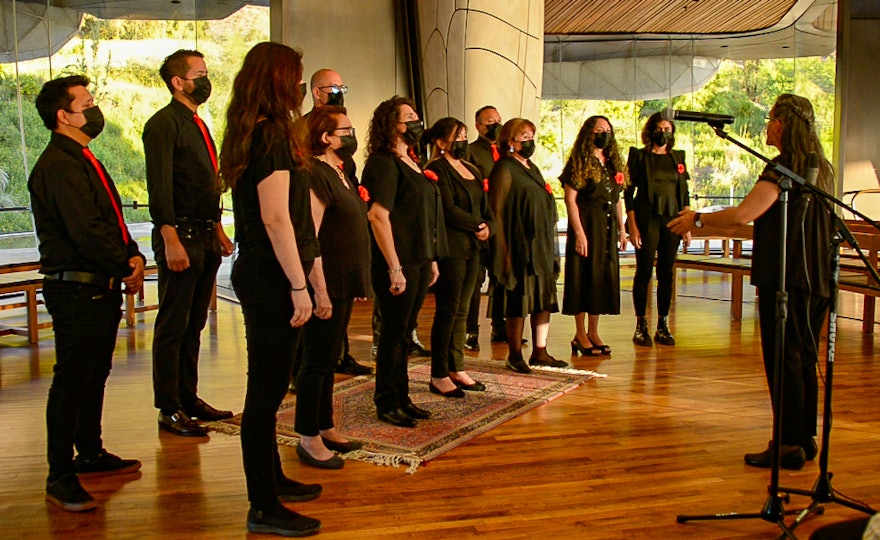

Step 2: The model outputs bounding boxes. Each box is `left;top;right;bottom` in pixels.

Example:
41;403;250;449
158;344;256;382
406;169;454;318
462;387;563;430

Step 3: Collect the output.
676;122;880;537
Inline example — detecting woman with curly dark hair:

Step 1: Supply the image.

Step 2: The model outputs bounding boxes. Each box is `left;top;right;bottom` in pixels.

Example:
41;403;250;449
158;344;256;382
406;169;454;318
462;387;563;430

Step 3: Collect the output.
624;112;692;347
560;116;627;357
219;42;322;537
361;96;446;427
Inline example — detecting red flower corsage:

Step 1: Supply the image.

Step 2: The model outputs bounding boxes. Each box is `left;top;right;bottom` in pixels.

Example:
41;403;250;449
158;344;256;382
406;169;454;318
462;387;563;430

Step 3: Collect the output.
482;178;489;192
677;163;686;174
424;170;439;182
544;182;553;195
358;185;370;202
615;172;625;185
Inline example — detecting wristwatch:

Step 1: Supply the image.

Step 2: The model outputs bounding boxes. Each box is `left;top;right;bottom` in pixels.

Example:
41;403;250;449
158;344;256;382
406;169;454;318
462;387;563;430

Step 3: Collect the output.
694;212;704;229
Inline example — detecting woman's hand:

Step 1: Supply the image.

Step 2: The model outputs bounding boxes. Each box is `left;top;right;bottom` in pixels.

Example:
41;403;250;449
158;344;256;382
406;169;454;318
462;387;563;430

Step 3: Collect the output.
389;267;406;296
618;227;628;251
289;289;313;327
667;209;696;236
629;221;642;249
682;230;692;248
313;289;333;320
429;261;440;287
574;232;588;258
474;222;489;241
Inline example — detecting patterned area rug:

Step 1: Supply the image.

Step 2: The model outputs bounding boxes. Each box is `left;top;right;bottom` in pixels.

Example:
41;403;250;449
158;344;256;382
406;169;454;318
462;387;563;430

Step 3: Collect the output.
209;358;604;473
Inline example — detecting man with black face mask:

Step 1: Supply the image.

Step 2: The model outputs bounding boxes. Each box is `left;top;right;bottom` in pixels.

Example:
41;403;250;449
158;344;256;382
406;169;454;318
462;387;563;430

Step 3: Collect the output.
31;75;146;511
144;50;235;437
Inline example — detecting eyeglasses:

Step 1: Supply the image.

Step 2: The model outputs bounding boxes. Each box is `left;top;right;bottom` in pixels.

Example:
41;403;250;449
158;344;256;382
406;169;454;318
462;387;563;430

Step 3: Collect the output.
318;85;348;95
331;127;355;137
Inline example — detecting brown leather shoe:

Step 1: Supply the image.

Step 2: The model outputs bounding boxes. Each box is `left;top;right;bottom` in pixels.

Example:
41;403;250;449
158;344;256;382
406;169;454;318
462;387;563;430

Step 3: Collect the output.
183;398;233;421
158;410;208;437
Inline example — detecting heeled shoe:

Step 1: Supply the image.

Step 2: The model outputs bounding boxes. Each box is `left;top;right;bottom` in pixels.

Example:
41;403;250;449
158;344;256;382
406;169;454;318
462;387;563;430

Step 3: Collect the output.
429;381;465;398
586;334;612;355
296;444;344;469
570;337;602;357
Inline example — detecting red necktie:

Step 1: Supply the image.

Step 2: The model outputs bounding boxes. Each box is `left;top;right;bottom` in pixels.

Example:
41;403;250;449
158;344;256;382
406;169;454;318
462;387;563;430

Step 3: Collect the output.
82;147;129;244
193;114;218;173
490;143;500;162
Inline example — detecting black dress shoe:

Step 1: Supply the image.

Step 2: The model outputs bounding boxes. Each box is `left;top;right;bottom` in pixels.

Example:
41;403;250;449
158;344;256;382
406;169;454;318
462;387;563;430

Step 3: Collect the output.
321;437;363;454
803;437;818;460
277;478;323;502
377;408;417;428
464;333;480;351
528;352;569;368
183;398;233;421
403;402;432;419
158;410;208;437
429;381;465;398
744;443;806;470
336;354;374;375
454;380;486;392
296;444;344;470
505;354;532;374
409;342;431;357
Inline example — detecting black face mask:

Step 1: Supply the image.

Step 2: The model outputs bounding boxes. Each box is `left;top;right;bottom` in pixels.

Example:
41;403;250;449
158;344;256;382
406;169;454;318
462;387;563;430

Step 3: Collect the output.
337;134;358;157
451;140;469;160
401;120;424;146
326;91;344;107
651;131;672;147
187;76;212;105
485;123;501;141
517;140;535;159
298;82;307;99
73;106;105;139
593;131;611;150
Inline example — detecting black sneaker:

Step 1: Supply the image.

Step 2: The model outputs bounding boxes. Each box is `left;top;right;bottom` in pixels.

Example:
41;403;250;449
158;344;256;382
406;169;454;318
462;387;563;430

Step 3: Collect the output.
464;333;480;351
46;474;97;512
277;478;323;502
246;506;321;537
75;450;142;476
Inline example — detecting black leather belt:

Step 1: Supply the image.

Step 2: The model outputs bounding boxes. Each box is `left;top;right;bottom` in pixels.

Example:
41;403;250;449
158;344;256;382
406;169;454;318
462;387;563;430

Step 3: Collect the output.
44;271;117;290
177;217;216;230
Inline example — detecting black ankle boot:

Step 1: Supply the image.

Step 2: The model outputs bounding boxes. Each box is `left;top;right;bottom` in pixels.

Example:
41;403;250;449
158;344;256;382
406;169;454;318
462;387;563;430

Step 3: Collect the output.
632;317;652;346
654;316;675;345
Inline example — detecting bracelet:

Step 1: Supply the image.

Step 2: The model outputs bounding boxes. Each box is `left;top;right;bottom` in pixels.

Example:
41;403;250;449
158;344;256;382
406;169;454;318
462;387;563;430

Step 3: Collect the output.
291;284;308;292
388;266;403;274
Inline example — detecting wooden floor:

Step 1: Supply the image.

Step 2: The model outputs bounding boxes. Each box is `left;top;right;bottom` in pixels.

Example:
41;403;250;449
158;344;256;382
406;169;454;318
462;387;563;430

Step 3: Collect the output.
1;269;878;539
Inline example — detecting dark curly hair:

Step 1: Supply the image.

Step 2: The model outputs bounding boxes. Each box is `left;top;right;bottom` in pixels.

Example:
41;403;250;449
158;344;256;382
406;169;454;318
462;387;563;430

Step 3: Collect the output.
366;96;418;157
770;93;834;192
641;111;676;149
305;105;348;156
564;115;625;189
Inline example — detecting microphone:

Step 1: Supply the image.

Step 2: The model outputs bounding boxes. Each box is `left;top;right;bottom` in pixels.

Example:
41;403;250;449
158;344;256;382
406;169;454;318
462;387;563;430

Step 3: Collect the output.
805;151;819;186
661;108;735;125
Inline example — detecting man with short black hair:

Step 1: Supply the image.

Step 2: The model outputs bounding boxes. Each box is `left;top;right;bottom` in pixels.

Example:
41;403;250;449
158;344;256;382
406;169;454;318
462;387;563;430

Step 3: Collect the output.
31;75;145;512
144;50;234;437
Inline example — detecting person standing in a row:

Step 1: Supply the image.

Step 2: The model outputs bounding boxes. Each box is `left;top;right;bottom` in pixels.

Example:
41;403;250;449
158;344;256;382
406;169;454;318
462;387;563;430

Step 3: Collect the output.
219;42;322;537
31;75;144;512
560;116;627;357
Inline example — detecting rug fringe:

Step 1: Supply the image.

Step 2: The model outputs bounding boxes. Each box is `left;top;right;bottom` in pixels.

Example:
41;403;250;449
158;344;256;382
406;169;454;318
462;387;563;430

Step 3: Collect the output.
343;449;422;474
530;365;608;378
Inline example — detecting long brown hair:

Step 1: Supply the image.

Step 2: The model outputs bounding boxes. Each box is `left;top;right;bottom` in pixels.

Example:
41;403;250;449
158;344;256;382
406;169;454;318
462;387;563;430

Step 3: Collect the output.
219;42;308;192
565;115;625;189
366;96;417;157
770;93;834;192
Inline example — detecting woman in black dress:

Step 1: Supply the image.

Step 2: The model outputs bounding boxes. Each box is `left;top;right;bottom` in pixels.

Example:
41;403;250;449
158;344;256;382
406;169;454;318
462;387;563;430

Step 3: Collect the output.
219;42;321;537
488;118;566;373
625;112;691;347
670;93;833;470
561;116;627;356
293;106;370;469
361;96;446;428
425;117;495;397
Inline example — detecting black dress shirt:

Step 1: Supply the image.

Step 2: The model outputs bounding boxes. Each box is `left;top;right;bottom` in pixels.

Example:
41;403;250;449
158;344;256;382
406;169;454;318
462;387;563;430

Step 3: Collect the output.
143;99;221;227
28;132;143;278
468;136;496;180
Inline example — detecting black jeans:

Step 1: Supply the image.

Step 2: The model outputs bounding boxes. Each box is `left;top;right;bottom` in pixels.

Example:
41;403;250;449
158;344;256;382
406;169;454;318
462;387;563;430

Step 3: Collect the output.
296;296;353;436
757;287;827;447
43;280;122;481
152;230;222;411
465;261;487;334
431;255;481;378
372;260;431;412
632;213;680;317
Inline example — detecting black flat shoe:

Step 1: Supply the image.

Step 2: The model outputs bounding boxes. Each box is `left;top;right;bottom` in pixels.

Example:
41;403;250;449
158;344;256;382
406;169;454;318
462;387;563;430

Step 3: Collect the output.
277;478;323;502
744;444;806;470
454;380;486;392
529;352;569;368
321;437;363;454
803;437;818;460
296;444;344;469
377;408;417;428
429;381;465;398
505;354;532;374
403;402;432;419
336;354;374;375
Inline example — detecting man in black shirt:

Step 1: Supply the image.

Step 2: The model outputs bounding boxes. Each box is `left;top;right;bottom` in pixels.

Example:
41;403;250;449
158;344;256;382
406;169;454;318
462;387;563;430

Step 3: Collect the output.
30;75;145;512
144;50;234;437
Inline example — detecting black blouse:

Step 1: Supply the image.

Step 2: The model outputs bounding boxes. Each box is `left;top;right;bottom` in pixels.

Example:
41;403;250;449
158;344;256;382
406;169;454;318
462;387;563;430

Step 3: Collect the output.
361;151;447;266
426;158;495;260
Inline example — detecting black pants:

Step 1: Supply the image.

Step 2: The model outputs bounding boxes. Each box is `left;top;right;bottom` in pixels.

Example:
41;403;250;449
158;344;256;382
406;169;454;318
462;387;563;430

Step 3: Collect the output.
465;262;487;334
296;296;353;436
757;287;827;447
431;255;481;378
372;260;431;412
43;280;122;481
632;213;680;317
152;230;222;411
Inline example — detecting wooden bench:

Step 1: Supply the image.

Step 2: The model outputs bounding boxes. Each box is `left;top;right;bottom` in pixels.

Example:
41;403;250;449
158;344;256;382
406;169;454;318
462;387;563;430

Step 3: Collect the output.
674;253;752;320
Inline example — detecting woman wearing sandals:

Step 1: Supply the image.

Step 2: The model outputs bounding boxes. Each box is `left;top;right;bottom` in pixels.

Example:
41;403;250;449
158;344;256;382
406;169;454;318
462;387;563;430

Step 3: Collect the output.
560;116;627;357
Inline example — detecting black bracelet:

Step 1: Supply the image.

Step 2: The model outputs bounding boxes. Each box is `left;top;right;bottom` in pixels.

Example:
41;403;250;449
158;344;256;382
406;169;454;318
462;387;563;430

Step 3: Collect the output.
291;284;308;292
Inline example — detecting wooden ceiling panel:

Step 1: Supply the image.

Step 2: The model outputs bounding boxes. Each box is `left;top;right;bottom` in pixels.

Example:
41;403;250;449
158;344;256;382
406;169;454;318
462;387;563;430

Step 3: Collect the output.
545;0;798;35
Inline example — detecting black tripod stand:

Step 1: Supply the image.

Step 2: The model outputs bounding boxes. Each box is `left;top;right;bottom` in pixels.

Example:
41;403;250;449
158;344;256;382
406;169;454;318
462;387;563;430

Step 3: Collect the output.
676;124;880;538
